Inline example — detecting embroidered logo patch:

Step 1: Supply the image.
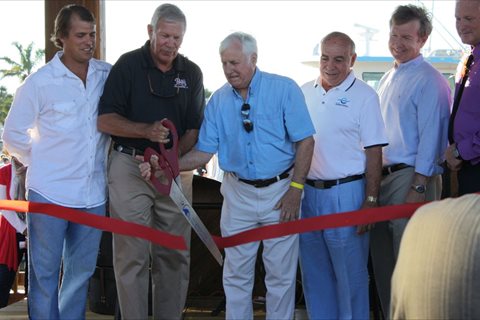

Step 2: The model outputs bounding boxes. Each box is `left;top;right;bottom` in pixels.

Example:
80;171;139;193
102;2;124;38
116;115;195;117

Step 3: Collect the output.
182;204;191;218
174;77;188;89
335;97;350;107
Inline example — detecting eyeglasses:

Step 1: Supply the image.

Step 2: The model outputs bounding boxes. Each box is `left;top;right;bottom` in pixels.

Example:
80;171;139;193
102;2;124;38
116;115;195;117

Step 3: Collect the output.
241;103;253;133
147;71;179;98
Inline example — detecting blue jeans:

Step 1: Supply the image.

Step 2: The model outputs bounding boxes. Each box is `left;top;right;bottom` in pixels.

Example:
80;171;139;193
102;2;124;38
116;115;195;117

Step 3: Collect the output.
27;190;104;320
299;179;370;320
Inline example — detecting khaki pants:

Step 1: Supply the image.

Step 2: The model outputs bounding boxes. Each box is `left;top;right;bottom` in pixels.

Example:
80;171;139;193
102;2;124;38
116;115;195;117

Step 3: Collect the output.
108;151;192;320
220;173;298;320
370;167;441;318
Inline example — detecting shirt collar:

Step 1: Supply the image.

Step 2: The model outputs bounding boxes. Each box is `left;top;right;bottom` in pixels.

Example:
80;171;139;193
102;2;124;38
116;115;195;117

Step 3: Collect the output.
314;70;356;92
50;51;106;78
472;44;480;61
394;54;424;70
51;51;73;78
230;67;261;100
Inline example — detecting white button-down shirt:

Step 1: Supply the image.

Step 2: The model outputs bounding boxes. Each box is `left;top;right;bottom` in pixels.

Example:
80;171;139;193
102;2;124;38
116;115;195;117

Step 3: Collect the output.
2;52;111;208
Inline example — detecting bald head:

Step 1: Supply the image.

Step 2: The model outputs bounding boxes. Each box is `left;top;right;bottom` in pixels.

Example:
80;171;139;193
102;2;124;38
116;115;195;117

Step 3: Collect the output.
321;31;356;55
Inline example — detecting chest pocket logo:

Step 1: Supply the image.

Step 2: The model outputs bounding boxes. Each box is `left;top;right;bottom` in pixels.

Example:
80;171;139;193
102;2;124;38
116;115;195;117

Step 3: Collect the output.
335;97;351;107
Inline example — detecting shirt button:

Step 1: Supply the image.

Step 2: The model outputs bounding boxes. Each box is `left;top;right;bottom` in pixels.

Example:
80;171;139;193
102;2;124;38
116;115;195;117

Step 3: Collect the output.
322;101;325;104
249;161;253;164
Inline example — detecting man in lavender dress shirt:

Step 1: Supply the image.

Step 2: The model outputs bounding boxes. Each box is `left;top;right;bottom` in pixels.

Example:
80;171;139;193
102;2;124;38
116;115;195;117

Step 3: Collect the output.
445;0;480;195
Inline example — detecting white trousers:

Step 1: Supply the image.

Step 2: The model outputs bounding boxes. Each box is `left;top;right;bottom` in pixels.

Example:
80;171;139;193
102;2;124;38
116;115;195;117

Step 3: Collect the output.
220;172;298;320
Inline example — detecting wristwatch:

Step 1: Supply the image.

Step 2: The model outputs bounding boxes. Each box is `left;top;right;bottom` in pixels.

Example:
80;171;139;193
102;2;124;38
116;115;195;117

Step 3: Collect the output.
366;196;378;204
452;145;461;159
411;184;426;194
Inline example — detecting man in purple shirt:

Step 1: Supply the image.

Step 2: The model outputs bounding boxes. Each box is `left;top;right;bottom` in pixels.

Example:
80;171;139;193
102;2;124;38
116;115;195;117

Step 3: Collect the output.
445;0;480;195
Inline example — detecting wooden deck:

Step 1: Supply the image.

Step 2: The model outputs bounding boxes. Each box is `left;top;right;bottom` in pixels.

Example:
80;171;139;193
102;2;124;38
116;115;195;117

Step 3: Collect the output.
0;297;308;319
0;274;307;320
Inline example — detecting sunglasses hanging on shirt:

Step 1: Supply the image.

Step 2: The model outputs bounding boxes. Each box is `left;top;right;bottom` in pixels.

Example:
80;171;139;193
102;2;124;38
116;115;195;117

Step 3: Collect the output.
241;103;253;133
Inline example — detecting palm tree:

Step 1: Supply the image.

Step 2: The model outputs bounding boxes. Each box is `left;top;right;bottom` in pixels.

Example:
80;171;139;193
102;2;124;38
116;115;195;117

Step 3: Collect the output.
0;42;44;82
0;86;13;125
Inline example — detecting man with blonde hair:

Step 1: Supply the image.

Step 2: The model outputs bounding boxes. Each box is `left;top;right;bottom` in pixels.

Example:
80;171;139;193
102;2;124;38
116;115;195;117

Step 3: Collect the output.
3;4;111;318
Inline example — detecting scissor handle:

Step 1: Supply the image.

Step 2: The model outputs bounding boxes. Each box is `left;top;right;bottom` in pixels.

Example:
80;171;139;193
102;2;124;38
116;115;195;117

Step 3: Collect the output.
144;147;173;195
158;119;180;178
143;119;180;196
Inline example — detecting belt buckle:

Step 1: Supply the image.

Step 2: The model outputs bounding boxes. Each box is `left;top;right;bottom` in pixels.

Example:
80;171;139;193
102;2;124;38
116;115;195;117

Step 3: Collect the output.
314;180;326;189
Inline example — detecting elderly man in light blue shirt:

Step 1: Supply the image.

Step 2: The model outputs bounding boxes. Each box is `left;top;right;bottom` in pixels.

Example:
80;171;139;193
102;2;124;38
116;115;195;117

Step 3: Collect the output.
370;4;451;318
141;31;314;320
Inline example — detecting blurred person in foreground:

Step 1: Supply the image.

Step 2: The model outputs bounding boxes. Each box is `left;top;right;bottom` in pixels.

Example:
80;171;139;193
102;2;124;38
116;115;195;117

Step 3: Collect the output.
2;4;111;318
391;194;480;319
140;31;315;319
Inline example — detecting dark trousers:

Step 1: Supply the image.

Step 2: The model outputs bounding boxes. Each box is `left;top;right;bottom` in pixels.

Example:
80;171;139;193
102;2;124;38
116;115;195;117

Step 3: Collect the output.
0;233;27;308
0;265;16;308
458;162;480;196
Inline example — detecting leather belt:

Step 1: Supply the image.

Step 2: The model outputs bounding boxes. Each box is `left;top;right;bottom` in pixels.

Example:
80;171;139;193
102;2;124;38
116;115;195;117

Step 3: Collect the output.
306;174;364;189
382;163;411;176
238;164;294;188
113;142;144;157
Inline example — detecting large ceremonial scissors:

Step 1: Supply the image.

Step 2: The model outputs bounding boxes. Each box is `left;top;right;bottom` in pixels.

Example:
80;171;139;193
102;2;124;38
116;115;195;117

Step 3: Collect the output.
144;120;223;266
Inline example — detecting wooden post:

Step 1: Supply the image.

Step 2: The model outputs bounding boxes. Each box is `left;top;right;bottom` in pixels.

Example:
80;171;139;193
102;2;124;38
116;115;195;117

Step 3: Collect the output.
44;0;105;62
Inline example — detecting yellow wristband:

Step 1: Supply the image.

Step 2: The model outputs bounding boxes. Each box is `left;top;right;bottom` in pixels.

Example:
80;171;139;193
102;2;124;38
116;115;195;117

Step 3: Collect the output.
290;181;304;190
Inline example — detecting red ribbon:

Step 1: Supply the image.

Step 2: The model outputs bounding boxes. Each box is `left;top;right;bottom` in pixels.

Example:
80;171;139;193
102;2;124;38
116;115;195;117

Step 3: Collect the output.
0;200;427;250
213;202;424;248
0;200;187;250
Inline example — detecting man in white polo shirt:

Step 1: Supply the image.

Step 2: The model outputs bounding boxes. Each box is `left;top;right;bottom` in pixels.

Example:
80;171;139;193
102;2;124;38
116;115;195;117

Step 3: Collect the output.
299;31;388;320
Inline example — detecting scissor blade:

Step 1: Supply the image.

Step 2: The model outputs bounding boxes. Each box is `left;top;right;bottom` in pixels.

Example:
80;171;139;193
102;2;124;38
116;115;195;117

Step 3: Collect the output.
169;182;223;266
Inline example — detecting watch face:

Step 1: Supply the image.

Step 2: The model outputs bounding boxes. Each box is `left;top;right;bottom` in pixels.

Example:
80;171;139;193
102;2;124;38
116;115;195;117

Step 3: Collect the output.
414;184;426;193
453;148;460;159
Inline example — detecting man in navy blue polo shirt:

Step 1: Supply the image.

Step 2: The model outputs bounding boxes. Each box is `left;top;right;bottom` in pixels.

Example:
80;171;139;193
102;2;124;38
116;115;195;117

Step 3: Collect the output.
97;3;205;319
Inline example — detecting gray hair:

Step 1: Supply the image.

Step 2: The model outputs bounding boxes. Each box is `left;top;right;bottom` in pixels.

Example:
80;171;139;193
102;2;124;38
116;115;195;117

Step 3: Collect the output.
321;31;356;55
150;3;186;31
219;32;258;57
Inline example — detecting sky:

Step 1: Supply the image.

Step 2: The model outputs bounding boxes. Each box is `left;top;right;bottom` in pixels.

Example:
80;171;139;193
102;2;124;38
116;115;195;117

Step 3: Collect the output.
0;0;463;94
